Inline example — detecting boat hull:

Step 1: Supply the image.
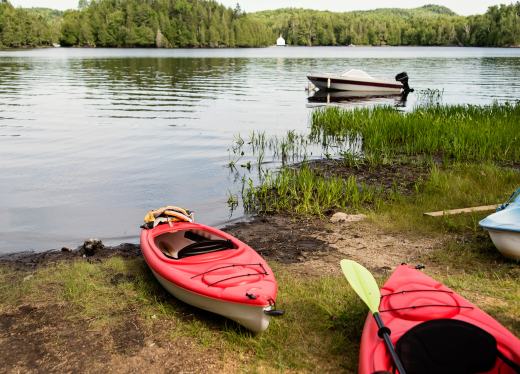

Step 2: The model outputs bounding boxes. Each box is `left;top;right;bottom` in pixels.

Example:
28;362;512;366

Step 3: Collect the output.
152;270;272;333
308;90;401;104
307;75;402;92
359;265;520;374
479;197;520;260
487;229;520;260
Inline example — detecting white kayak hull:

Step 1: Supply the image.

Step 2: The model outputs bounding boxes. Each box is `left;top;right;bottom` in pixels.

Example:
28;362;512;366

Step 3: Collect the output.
487;229;520;260
152;270;272;333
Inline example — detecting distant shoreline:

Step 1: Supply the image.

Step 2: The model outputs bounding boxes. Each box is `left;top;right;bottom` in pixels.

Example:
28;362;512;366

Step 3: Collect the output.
2;44;520;50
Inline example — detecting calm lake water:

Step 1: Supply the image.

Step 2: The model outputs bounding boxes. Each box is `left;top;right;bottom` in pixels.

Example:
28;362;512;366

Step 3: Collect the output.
1;46;520;253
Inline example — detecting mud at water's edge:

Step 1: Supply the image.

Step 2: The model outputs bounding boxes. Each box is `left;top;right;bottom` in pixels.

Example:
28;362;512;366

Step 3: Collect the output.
0;213;435;276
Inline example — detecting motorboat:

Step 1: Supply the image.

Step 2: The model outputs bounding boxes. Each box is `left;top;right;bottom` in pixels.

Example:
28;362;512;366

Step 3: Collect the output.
479;187;520;260
140;206;284;333
307;68;411;93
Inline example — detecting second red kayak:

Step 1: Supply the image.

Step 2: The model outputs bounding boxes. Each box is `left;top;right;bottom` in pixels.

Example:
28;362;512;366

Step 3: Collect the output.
359;265;520;374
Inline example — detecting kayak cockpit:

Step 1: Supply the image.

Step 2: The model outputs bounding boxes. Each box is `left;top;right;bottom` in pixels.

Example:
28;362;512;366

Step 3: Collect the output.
396;319;520;374
154;229;236;260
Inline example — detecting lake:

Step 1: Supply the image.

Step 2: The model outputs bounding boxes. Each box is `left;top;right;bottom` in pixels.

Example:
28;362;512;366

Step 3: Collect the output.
1;46;520;253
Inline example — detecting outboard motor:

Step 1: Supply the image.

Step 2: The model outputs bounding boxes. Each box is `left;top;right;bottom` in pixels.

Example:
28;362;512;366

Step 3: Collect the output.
395;72;413;93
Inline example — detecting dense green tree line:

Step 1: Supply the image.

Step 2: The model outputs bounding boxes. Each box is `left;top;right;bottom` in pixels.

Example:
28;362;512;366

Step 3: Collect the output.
1;1;520;48
252;4;520;47
0;1;60;47
58;0;273;47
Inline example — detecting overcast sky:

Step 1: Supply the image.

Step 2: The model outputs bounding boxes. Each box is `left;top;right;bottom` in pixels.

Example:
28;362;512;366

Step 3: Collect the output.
9;0;507;16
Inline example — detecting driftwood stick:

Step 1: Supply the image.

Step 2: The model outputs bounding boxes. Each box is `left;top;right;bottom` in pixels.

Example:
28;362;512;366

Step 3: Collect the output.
424;205;498;217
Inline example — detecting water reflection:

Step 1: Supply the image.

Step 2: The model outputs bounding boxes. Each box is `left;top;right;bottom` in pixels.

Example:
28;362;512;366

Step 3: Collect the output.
307;90;405;107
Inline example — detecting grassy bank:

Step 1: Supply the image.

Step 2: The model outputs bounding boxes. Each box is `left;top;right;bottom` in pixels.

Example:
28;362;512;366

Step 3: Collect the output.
0;258;367;372
231;100;520;351
1;254;518;373
241;162;388;215
239;102;520;233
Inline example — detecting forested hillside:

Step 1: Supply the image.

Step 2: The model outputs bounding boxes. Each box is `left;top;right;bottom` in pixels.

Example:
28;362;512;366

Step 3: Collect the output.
0;1;60;47
1;0;520;48
25;7;63;21
59;0;274;47
252;4;457;21
252;3;520;46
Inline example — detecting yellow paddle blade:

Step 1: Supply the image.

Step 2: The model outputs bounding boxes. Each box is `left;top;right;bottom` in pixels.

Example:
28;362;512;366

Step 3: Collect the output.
340;259;380;315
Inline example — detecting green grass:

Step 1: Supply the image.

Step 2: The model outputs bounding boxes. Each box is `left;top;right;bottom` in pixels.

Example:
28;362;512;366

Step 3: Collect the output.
310;101;520;164
372;162;520;236
0;259;370;372
2;255;518;372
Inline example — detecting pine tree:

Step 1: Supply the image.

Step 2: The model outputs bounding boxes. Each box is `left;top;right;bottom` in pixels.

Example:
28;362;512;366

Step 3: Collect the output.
79;19;94;46
78;0;89;11
209;25;219;46
26;24;38;45
229;27;235;47
2;19;14;46
125;25;137;46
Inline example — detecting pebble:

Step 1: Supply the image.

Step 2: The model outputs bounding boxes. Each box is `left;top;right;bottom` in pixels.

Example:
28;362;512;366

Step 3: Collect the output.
61;246;72;252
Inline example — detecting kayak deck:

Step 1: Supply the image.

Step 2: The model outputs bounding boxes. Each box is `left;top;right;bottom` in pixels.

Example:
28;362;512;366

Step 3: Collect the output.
359;265;520;374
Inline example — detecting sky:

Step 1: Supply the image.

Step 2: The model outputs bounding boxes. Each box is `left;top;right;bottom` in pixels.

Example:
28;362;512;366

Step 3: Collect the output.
9;0;506;16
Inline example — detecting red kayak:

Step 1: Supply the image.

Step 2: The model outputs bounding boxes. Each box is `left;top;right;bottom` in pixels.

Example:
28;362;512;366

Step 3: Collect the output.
359;265;520;374
140;221;283;333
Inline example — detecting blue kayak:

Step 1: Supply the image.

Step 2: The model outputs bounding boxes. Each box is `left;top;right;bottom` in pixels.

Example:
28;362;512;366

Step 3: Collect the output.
479;187;520;260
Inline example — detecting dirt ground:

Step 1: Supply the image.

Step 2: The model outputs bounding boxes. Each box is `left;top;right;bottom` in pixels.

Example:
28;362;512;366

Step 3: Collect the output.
0;211;443;374
0;301;223;374
224;214;442;277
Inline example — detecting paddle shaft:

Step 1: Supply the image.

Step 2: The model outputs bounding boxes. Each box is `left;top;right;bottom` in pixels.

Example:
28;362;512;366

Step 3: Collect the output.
373;312;406;374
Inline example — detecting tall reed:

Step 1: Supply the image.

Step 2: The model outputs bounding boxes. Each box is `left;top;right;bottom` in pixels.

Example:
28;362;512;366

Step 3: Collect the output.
310;101;520;164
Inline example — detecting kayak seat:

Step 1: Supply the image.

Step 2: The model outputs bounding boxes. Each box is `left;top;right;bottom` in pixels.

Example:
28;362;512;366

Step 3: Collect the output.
395;319;500;374
154;229;235;260
177;239;234;259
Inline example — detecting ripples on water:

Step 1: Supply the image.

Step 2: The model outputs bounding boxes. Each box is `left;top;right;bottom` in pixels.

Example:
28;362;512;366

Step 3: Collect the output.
0;47;519;253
